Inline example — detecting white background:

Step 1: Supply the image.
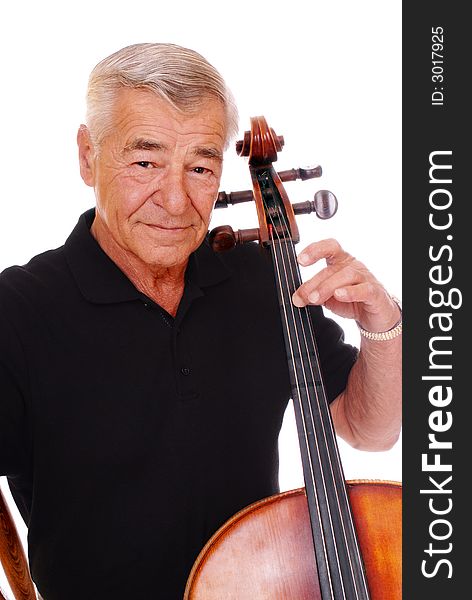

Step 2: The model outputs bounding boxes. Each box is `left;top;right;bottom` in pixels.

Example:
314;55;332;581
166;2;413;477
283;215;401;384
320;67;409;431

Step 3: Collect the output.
0;1;401;596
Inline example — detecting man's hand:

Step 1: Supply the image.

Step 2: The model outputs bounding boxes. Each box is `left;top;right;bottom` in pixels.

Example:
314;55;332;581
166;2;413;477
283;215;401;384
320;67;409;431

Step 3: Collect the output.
291;238;402;450
291;238;400;334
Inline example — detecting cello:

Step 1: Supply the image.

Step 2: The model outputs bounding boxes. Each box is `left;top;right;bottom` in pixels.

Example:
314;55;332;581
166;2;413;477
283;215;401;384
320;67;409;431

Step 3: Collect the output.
185;117;401;599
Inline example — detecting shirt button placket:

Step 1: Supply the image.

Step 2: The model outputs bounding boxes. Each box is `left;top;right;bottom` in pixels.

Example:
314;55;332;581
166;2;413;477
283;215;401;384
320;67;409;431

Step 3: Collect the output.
174;324;197;400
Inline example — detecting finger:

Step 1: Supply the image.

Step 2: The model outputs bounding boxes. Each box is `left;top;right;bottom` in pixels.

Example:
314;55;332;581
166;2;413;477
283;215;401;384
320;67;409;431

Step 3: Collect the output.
334;283;400;330
314;266;370;305
293;262;348;303
293;264;366;307
332;281;380;308
297;238;351;267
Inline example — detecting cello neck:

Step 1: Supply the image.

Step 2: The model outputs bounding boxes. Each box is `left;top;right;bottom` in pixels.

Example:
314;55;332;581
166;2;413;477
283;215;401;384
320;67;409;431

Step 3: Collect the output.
252;156;371;599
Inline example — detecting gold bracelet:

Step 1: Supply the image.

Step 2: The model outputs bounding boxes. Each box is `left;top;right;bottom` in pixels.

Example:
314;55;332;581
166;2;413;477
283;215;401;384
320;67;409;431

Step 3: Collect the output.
357;295;402;341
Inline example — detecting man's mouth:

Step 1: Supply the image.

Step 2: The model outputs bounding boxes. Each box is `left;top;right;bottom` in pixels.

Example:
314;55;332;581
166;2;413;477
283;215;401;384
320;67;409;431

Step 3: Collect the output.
145;223;190;231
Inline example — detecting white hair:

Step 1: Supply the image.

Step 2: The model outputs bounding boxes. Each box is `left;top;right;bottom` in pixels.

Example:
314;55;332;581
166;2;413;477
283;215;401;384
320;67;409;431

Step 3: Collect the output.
85;42;239;149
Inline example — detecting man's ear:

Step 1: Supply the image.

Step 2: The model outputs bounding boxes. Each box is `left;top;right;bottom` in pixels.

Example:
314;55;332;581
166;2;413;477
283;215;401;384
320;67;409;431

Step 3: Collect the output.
77;125;96;187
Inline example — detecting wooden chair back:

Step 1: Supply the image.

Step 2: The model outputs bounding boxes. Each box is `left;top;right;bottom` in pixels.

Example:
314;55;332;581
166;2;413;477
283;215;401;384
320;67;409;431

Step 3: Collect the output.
0;488;37;600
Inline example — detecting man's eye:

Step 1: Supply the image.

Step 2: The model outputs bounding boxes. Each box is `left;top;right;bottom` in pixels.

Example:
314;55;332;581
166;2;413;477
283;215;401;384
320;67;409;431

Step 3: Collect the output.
136;161;153;169
193;166;209;174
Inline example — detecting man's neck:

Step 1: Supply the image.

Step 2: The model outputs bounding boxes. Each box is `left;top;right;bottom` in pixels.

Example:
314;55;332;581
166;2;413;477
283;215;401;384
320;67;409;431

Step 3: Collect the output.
91;219;187;317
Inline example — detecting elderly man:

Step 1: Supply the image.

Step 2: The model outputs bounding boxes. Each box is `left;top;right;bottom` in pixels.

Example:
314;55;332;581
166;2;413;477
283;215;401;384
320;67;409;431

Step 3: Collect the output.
0;43;401;599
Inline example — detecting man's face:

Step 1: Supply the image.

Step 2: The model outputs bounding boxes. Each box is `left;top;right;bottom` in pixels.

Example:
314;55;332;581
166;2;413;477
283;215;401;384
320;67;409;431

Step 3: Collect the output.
79;89;226;272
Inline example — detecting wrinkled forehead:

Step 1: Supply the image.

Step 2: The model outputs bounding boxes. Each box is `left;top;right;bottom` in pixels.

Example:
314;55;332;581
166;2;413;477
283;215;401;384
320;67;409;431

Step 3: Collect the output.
108;87;228;146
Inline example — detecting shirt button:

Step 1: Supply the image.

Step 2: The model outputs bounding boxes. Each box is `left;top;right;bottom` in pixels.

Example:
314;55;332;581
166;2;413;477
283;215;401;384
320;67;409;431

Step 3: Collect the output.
181;367;191;376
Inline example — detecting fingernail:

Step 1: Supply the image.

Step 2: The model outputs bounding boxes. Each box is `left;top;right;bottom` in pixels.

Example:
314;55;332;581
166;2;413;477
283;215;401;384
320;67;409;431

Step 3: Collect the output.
335;288;347;298
298;253;309;266
292;293;304;307
308;291;320;303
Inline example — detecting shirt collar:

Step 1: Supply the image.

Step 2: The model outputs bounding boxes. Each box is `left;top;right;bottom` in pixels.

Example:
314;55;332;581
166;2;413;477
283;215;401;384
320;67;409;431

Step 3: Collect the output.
64;209;231;304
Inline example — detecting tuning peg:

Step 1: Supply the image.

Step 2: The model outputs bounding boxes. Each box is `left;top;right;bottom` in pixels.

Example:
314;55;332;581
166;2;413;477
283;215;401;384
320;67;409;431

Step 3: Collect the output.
215;165;323;209
278;166;322;181
209;225;260;252
215;190;254;209
292;190;338;219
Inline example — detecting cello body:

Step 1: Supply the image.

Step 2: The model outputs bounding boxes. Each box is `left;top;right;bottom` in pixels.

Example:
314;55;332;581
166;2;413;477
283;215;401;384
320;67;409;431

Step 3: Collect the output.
185;481;401;599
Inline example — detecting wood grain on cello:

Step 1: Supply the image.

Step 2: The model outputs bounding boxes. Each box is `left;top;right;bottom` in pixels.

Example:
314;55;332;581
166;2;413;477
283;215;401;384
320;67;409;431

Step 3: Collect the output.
186;483;401;599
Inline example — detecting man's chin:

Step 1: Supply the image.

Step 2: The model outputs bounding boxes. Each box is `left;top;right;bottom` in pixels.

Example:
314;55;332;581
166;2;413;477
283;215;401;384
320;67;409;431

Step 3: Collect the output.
136;245;194;272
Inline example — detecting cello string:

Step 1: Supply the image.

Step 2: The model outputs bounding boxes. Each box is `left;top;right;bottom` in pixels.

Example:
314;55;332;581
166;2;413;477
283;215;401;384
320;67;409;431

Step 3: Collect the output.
265;193;368;598
274;202;369;596
270;200;369;597
272;205;369;598
272;234;367;599
265;204;346;598
269;236;349;599
279;235;368;598
268;230;337;599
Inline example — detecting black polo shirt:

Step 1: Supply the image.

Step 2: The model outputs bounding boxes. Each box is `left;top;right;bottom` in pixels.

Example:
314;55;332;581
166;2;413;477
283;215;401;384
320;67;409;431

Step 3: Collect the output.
0;209;357;599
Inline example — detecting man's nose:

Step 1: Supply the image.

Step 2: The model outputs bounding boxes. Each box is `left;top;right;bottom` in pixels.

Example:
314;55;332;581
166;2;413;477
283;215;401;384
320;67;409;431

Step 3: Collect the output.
153;169;190;216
